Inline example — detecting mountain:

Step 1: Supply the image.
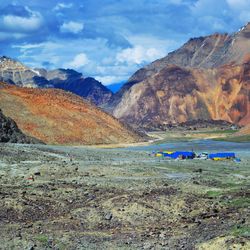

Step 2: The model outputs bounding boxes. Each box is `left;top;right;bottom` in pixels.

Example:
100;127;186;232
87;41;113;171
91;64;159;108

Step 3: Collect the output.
0;56;49;87
109;23;250;129
0;57;112;106
45;69;112;106
0;82;143;145
0;109;42;144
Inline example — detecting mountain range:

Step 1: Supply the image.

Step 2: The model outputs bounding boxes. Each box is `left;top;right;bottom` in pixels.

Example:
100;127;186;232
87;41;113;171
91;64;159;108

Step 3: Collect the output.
0;23;249;143
108;23;250;129
0;56;112;106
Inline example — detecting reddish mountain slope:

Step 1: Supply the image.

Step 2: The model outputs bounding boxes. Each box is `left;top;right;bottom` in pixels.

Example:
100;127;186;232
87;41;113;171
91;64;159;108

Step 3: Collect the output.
109;23;250;129
0;83;142;145
113;60;249;129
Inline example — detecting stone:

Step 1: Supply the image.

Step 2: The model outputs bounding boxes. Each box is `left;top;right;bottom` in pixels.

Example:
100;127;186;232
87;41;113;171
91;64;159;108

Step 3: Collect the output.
105;212;113;220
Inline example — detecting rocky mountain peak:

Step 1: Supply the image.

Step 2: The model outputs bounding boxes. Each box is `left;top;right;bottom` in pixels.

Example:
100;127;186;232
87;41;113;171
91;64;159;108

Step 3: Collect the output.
0;56;27;71
0;56;113;105
237;22;250;40
238;22;250;32
46;68;83;81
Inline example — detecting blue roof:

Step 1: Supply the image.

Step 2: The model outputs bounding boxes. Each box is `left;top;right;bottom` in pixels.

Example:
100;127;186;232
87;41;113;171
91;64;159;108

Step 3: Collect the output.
163;151;195;159
208;152;235;159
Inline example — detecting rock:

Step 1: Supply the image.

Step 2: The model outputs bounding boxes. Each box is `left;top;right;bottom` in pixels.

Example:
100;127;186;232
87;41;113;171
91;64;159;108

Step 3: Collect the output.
104;212;113;220
213;208;219;213
193;180;200;185
143;242;153;249
27;244;35;250
193;169;203;173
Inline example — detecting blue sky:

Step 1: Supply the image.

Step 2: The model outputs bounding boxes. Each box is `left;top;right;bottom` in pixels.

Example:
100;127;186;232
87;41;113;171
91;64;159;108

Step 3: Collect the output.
0;0;249;85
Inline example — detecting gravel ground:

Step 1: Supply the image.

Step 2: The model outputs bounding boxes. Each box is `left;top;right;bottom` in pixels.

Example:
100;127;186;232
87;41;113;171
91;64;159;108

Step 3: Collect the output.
0;143;249;249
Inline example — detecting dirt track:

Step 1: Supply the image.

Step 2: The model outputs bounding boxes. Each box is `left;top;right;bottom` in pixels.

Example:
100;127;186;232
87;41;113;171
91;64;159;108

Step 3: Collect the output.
0;143;249;249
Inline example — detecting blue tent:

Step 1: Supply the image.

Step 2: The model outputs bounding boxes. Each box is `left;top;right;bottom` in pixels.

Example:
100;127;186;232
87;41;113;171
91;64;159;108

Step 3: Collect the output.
208;152;235;160
163;151;195;159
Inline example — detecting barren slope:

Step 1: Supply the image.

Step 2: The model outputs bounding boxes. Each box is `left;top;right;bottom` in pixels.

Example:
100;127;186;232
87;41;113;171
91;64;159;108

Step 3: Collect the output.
0;83;142;145
110;23;250;129
113;60;249;129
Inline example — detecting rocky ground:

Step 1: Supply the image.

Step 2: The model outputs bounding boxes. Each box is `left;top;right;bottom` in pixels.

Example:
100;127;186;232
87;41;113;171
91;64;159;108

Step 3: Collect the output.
0;143;249;249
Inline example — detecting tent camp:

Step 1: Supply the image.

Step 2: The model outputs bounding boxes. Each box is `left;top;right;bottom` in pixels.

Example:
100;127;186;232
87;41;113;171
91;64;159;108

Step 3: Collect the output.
163;151;195;159
208;152;235;161
153;150;237;161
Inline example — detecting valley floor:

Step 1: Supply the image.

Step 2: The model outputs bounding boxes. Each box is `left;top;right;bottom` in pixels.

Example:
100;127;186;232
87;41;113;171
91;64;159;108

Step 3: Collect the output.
0;143;249;249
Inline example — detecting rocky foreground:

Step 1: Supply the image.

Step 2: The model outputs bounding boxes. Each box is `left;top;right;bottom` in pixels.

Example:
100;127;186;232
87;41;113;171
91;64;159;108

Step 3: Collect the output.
0;144;249;249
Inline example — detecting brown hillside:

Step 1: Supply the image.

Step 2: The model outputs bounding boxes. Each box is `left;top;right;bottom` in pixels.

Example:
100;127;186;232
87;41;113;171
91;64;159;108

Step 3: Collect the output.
0;83;142;145
110;24;250;129
113;60;249;129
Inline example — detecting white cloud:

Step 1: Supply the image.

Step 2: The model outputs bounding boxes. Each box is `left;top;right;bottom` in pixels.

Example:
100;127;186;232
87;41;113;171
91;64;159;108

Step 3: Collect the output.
12;34;180;85
60;21;84;34
116;46;164;65
95;75;126;85
2;15;42;32
65;53;89;69
2;7;43;32
54;2;73;11
14;41;64;66
115;34;179;65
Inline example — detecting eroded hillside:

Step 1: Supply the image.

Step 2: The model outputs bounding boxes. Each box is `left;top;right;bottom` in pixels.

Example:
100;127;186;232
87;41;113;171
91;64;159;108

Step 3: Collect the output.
0;82;142;145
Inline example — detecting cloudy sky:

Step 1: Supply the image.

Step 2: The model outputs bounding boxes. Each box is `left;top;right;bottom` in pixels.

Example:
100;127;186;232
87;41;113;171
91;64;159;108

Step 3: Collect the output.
0;0;249;85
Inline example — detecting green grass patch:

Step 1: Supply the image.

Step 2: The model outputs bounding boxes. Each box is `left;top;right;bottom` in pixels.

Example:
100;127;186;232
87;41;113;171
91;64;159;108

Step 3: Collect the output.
220;182;244;189
34;235;49;244
206;190;223;198
231;225;250;237
227;197;250;208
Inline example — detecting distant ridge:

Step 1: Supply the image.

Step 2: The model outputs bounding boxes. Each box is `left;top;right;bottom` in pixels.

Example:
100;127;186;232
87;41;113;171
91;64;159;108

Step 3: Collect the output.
0;57;113;106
